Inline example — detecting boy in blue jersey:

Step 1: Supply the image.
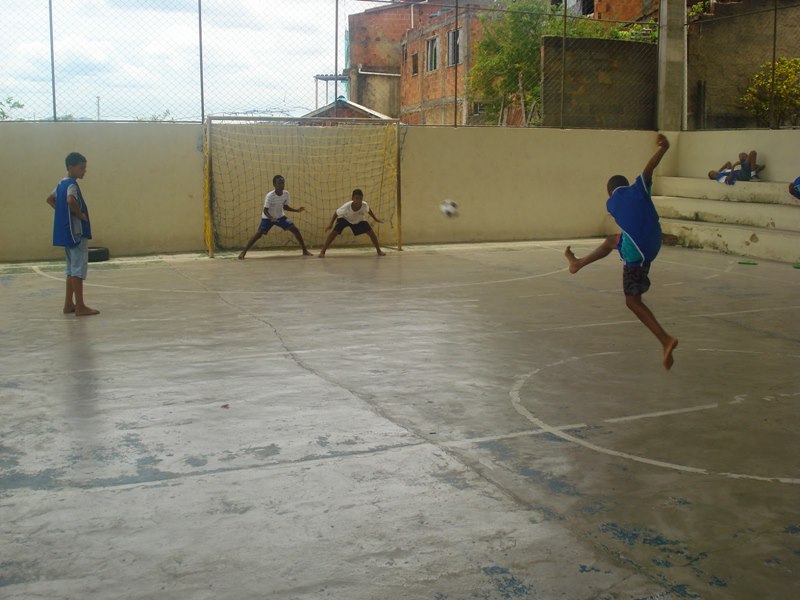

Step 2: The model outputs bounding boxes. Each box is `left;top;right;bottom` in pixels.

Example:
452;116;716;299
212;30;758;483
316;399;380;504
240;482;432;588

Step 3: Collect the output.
564;134;678;370
789;176;800;201
46;152;99;316
238;175;312;259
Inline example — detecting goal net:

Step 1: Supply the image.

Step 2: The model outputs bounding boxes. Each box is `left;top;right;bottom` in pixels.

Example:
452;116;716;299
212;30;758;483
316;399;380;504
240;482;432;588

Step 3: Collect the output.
204;117;400;255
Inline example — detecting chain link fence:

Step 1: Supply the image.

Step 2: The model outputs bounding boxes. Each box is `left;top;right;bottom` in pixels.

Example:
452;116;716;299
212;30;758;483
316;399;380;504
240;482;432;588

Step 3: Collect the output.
8;1;792;130
0;0;383;122
686;0;800;129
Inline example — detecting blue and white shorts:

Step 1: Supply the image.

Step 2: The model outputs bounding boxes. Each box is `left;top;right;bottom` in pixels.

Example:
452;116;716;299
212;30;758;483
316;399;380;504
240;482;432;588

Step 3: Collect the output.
64;237;89;279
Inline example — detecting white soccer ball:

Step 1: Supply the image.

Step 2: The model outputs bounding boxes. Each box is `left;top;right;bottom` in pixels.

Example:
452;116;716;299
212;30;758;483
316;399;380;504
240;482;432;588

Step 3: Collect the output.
440;199;459;218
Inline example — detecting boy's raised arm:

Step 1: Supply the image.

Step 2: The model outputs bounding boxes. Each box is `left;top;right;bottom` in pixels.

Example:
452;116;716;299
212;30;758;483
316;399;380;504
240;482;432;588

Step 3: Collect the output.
642;134;670;186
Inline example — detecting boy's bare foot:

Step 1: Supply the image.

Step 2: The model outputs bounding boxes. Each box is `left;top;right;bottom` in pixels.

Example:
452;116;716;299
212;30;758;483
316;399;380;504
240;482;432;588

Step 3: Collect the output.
564;246;581;274
302;249;313;256
75;306;100;317
238;251;246;260
318;251;326;258
63;305;76;314
663;337;678;370
376;250;386;256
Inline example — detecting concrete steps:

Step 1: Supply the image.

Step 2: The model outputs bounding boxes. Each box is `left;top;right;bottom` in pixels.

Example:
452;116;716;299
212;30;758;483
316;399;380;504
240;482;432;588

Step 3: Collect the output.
653;177;800;263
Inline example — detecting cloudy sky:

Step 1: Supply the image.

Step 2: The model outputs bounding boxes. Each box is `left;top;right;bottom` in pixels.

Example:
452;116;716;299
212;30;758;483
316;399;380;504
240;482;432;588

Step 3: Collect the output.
1;0;386;121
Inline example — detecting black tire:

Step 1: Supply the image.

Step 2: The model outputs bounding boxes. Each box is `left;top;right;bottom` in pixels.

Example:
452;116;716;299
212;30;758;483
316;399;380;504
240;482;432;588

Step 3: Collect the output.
88;246;110;263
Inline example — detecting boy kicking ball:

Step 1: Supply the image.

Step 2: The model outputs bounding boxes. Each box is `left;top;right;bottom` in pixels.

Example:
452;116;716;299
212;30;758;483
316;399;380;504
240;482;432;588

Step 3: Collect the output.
318;189;385;258
565;134;678;370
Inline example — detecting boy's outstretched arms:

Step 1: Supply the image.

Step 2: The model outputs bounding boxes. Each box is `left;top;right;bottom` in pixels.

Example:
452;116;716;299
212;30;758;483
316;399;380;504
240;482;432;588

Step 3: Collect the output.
642;134;670;187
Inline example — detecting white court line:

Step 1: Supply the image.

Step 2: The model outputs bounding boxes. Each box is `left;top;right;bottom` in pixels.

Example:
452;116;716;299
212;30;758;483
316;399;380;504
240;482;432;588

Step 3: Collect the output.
509;353;800;485
442;424;587;448
32;265;571;295
663;281;684;287
603;404;718;423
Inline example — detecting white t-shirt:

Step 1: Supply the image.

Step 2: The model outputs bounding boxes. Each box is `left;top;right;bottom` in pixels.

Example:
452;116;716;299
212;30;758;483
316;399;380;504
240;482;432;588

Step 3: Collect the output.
336;201;369;224
263;189;290;219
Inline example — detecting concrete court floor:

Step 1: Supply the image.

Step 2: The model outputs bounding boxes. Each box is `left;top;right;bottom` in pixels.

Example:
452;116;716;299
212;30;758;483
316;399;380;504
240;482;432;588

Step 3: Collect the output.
0;240;798;600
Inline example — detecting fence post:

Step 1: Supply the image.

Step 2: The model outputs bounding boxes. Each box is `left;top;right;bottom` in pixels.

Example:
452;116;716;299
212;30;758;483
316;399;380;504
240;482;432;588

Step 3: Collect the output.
657;0;686;131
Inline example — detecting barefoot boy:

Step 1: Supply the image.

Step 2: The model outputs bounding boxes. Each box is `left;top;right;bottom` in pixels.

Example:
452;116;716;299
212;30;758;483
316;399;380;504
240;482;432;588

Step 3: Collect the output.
318;189;385;258
238;175;312;259
46;152;99;317
565;134;678;370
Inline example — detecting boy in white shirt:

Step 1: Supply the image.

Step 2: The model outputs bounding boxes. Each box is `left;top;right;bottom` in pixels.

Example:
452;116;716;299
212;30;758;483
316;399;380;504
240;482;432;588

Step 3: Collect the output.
318;189;385;258
238;175;312;259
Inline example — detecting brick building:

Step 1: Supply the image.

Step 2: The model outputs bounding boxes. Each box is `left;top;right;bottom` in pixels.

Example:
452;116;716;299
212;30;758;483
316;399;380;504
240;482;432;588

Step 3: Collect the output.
346;0;672;127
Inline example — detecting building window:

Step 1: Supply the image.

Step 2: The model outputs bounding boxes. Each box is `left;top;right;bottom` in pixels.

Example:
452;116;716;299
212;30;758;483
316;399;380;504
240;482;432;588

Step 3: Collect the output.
411;53;419;76
402;44;407;65
448;29;461;66
426;37;438;72
472;102;483;116
580;0;594;15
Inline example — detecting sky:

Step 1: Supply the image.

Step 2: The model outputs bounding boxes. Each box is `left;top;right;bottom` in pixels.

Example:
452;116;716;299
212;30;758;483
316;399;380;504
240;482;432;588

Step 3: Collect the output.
1;0;386;121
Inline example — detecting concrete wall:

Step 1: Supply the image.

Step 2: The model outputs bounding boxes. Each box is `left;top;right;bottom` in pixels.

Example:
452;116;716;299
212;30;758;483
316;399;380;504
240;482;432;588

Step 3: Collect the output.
3;122;796;263
1;122;205;262
674;129;799;181
687;1;800;129
542;37;658;129
399;126;676;244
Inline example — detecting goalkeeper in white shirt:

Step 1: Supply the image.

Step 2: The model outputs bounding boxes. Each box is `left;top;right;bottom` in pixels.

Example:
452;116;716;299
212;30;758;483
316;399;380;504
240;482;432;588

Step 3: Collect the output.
318;188;385;258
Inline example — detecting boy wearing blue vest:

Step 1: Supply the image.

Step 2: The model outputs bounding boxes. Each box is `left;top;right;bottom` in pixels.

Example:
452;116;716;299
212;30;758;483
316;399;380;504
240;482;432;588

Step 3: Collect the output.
564;134;677;369
46;152;99;316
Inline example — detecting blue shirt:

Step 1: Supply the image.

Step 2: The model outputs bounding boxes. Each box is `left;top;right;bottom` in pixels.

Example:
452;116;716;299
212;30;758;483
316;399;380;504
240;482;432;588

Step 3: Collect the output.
53;177;92;247
606;174;661;267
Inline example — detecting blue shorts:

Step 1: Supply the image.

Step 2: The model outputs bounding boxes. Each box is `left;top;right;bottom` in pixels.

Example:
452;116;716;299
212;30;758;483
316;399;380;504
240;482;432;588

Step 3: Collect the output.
334;218;371;236
64;237;89;279
259;216;294;232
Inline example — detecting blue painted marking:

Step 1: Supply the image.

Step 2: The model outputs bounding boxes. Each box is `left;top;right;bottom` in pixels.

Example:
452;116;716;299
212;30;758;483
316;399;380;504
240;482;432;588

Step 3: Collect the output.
482;566;534;598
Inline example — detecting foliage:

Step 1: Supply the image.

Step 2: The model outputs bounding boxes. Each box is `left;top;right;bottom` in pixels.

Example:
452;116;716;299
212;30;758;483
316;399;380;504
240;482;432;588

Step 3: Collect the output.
611;21;658;45
0;96;24;120
688;1;712;22
466;0;657;126
740;57;800;128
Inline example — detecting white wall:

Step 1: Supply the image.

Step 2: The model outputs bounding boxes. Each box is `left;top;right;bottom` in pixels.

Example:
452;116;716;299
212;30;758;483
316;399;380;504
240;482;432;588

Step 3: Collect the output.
1;122;205;262
2;121;795;263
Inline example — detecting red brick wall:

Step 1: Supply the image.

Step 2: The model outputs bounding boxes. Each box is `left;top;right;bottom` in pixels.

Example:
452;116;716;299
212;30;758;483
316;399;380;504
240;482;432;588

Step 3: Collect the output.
399;8;484;125
349;3;440;69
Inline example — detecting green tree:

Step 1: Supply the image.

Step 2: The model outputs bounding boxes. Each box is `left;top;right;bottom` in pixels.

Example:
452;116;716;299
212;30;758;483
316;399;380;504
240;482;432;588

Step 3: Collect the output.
466;1;649;126
740;57;800;128
0;96;24;120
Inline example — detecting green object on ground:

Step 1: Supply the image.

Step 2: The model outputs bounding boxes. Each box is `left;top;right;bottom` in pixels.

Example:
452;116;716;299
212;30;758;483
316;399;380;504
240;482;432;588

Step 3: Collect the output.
793;263;800;269
738;260;758;265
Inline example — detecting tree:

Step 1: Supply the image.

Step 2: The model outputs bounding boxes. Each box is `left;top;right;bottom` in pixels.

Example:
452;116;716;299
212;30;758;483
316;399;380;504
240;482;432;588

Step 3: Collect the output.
0;96;24;120
466;0;641;126
740;57;800;128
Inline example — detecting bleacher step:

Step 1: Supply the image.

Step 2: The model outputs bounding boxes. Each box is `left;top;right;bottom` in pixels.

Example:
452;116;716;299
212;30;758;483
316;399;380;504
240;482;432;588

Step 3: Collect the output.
660;218;800;263
654;177;797;206
654;195;800;231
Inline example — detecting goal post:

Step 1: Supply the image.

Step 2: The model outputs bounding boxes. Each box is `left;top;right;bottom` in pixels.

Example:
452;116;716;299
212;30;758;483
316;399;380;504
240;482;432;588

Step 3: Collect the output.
203;116;401;256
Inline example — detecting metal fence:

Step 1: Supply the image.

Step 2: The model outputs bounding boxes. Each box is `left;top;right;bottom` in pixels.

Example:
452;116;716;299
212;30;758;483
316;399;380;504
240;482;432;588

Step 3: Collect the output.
686;0;800;130
1;0;384;122
10;1;793;130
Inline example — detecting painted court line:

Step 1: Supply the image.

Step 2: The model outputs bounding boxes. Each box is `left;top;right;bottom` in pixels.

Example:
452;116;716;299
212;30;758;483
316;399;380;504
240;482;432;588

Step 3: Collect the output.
443;424;587;448
32;265;570;295
603;404;718;423
510;353;800;485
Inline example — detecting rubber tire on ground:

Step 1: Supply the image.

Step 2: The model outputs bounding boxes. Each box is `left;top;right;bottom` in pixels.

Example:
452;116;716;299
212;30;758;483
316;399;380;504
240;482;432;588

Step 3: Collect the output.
88;246;110;263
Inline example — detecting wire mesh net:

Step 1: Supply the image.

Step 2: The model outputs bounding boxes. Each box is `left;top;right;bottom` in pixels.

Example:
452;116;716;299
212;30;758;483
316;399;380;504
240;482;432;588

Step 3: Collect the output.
206;118;399;253
686;1;799;130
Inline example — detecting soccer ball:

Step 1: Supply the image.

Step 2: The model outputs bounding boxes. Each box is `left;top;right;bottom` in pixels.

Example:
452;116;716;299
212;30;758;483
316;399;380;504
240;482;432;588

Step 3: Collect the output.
440;199;459;218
